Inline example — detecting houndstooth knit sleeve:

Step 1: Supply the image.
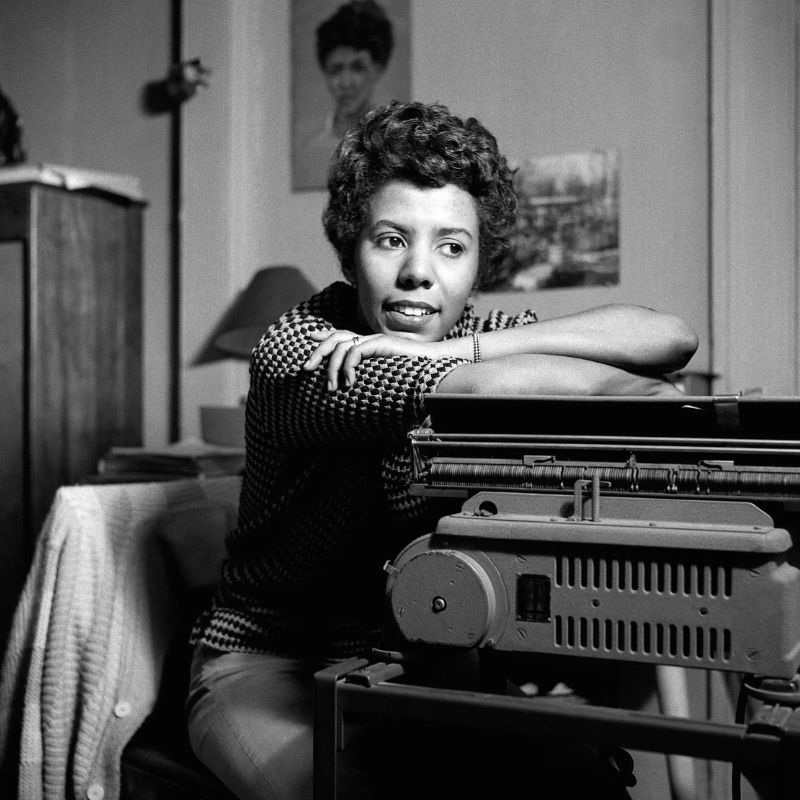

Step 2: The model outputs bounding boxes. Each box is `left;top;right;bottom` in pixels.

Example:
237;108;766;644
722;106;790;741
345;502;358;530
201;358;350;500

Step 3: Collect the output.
249;288;470;449
480;307;538;332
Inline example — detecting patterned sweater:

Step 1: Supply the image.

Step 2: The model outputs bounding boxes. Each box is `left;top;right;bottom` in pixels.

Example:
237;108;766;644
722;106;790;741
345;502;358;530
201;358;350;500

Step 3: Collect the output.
191;281;537;658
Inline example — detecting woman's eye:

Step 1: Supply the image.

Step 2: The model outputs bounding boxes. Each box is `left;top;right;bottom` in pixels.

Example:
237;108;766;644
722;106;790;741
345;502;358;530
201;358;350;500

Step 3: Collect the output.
440;242;464;257
378;235;405;249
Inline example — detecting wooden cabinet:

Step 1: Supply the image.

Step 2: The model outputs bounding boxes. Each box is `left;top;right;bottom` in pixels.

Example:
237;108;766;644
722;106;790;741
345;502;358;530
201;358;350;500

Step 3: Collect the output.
0;179;143;642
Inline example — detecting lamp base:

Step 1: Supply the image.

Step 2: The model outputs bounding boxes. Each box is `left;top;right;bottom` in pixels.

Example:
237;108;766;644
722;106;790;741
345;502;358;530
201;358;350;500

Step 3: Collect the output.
200;405;246;448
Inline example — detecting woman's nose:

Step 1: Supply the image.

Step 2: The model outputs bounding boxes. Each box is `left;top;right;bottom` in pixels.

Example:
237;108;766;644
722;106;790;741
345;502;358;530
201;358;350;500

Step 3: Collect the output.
397;249;434;288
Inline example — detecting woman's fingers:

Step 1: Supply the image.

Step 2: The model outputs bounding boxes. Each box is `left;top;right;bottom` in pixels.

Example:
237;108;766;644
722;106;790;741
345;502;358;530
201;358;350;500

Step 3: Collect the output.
327;336;366;390
337;336;425;388
303;329;357;371
304;329;435;390
342;340;366;388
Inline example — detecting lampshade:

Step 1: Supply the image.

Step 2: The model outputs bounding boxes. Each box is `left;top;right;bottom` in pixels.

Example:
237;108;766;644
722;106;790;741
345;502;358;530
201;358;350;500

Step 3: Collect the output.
212;265;316;359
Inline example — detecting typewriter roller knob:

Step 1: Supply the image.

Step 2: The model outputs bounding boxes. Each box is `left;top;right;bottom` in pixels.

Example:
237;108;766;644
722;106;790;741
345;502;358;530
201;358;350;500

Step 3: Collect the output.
388;547;498;647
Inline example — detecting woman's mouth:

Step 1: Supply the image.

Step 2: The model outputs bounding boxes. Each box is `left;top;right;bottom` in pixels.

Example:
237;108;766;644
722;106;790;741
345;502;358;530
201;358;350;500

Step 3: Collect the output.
391;305;433;317
383;302;438;329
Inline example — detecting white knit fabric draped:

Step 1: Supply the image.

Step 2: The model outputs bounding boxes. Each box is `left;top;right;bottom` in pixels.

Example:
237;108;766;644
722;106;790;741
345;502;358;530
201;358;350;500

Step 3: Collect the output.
0;477;241;800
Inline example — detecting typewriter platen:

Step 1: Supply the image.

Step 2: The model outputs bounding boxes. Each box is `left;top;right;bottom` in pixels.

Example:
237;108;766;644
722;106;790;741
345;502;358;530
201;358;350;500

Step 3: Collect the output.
385;394;800;680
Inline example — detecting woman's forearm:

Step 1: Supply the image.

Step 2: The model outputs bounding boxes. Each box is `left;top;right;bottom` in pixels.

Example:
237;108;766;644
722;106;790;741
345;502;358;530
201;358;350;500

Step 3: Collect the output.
436;305;698;373
436;353;683;397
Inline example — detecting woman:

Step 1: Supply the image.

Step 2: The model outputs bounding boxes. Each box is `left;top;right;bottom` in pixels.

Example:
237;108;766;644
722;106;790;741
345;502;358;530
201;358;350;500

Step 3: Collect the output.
188;101;698;800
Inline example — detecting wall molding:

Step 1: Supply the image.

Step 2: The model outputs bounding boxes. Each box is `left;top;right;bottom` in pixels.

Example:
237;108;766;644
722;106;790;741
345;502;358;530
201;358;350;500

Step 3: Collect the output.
710;0;799;396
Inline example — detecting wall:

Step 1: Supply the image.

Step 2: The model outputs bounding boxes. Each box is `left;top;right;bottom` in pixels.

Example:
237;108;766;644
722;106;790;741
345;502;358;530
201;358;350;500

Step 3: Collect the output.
182;0;800;433
183;0;713;439
711;0;799;396
2;1;795;439
183;0;331;432
0;0;172;447
414;1;709;337
180;6;240;437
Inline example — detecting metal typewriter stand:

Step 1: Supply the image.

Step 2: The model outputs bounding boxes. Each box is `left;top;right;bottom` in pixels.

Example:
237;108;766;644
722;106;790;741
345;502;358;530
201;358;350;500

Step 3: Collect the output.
313;658;800;800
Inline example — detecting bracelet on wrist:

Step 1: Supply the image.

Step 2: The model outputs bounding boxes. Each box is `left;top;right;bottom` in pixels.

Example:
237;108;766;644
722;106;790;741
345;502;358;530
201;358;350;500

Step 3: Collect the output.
472;332;482;363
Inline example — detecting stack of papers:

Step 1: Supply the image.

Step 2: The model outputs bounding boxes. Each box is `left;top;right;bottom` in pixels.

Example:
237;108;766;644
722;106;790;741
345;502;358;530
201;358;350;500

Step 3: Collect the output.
96;438;245;483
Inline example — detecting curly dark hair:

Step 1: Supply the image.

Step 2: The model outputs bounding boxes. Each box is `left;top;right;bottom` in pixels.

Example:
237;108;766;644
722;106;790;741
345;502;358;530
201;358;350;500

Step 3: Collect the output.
322;101;517;290
316;1;394;70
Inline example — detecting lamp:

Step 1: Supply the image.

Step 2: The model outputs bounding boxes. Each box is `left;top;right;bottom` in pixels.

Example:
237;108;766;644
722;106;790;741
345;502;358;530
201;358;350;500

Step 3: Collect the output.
212;265;317;357
197;265;317;445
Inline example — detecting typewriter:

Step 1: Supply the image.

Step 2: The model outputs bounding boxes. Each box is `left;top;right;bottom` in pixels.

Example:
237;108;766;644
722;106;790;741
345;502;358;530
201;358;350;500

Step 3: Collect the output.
315;395;800;800
390;394;800;679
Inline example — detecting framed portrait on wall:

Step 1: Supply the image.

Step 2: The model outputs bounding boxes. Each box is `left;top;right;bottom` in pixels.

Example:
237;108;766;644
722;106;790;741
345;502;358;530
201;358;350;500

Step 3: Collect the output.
291;0;411;191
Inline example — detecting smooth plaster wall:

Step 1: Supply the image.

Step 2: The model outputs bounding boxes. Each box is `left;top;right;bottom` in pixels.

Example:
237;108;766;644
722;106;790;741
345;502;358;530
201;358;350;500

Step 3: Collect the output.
710;0;799;396
183;0;712;437
4;1;793;443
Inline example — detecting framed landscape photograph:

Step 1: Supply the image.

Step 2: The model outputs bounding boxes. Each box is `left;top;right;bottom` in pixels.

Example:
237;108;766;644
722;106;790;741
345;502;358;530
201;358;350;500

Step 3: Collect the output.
485;149;620;292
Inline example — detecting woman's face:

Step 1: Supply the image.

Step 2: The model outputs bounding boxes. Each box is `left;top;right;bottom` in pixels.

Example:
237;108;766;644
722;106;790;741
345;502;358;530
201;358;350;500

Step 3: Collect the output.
353;180;480;342
322;46;384;118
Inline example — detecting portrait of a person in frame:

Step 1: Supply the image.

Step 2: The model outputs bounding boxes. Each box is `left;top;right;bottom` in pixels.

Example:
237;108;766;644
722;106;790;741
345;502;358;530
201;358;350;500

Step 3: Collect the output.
292;0;410;191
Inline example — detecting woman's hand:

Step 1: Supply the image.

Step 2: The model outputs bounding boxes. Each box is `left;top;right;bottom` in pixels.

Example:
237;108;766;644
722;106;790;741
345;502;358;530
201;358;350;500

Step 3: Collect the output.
303;328;446;390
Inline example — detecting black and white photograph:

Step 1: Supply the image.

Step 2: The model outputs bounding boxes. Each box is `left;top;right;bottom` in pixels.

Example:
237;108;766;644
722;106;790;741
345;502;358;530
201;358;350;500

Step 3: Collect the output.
487;149;620;292
291;0;411;191
0;3;797;800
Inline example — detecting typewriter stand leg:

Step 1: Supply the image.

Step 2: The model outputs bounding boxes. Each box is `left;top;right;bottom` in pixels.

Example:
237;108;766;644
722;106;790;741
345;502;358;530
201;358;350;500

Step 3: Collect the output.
313;657;369;800
736;704;800;800
778;714;800;800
